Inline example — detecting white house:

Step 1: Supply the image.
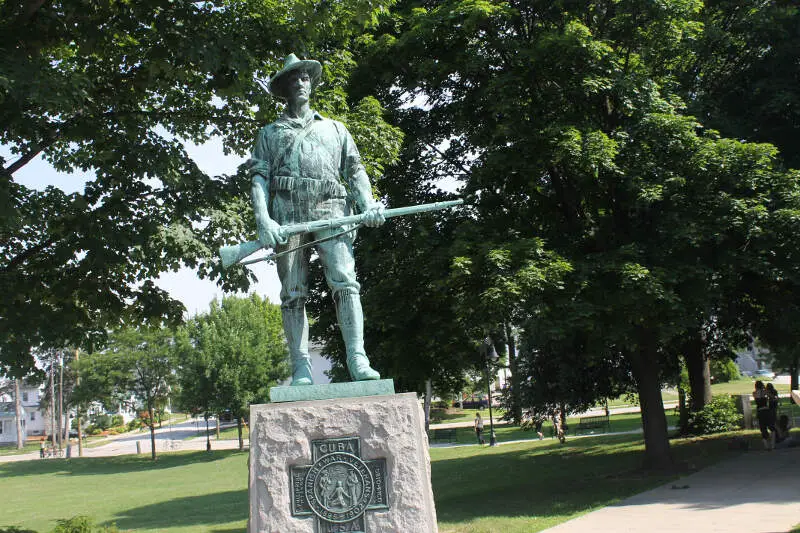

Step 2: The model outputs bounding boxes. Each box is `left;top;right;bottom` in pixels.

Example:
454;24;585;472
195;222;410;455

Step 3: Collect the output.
0;381;50;445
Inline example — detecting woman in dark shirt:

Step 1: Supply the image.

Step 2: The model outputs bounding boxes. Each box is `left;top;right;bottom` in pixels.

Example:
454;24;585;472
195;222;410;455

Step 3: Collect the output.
754;381;776;449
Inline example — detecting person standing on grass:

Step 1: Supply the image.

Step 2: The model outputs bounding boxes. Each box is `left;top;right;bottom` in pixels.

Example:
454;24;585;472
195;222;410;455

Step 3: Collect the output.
754;380;776;450
552;411;566;444
474;412;485;445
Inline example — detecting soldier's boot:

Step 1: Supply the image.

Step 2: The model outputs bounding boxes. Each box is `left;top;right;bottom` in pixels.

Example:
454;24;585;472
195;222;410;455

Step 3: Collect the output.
283;306;313;386
335;291;380;381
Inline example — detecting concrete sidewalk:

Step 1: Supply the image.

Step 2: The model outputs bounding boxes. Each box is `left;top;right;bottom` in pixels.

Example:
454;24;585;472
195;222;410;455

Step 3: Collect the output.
542;447;800;533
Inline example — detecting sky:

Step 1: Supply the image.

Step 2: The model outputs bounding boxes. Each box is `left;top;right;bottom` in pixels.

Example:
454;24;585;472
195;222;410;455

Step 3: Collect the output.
3;138;282;317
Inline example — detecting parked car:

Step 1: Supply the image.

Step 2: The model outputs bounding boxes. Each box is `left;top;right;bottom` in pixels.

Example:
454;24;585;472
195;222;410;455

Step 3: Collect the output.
754;369;775;379
454;396;489;410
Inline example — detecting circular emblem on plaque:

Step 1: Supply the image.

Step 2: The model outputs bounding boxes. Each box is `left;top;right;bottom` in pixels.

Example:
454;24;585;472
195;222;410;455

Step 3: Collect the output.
304;452;374;523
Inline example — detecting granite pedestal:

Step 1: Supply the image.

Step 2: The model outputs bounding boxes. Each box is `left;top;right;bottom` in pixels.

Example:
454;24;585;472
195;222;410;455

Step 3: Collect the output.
249;390;438;533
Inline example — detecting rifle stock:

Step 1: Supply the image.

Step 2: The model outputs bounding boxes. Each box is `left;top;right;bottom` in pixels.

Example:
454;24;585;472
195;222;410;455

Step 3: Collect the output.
219;199;463;269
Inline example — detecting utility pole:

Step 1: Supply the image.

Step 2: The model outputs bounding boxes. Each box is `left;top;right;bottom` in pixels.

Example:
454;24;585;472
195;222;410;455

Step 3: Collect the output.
75;348;83;457
49;359;56;452
58;352;64;452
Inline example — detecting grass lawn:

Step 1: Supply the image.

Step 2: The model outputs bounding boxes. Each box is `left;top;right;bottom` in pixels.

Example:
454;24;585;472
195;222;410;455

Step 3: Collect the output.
0;441;41;456
0;428;757;533
431;411;678;446
430;407;507;424
184;424;250;441
606;377;792;409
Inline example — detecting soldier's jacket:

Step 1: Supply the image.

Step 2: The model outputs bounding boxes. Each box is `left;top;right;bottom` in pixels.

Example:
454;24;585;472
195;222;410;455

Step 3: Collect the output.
249;111;374;225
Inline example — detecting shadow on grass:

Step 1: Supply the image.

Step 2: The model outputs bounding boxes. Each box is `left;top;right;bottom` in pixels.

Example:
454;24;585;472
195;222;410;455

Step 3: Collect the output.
108;490;247;530
0;449;246;478
431;432;748;524
208;528;246;533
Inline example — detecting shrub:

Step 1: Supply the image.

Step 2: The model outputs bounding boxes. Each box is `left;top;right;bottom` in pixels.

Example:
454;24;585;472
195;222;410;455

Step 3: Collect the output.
432;400;449;410
52;516;118;533
711;359;741;383
110;415;124;427
0;527;38;533
91;414;112;431
687;395;742;435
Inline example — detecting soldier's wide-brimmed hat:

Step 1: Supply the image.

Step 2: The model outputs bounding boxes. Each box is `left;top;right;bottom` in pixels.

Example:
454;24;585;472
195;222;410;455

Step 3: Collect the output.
268;53;322;99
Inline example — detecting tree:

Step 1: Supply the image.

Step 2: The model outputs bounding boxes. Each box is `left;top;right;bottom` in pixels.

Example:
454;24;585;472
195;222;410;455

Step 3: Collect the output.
352;0;800;468
684;0;800;168
177;294;289;450
0;0;402;375
76;327;178;460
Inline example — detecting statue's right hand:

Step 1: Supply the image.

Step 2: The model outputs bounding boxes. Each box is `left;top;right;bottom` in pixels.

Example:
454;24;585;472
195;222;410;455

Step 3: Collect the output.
257;218;287;249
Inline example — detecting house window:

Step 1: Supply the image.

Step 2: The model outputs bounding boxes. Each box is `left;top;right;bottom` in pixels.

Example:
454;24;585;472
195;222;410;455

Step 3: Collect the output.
22;392;28;402
30;412;36;421
0;421;4;434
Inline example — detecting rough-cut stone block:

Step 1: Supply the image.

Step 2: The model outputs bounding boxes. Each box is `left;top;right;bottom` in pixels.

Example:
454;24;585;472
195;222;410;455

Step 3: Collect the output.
269;379;395;403
249;392;438;533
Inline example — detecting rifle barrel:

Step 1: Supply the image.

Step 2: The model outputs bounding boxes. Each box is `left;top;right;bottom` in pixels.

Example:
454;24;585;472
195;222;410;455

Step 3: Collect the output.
219;199;463;268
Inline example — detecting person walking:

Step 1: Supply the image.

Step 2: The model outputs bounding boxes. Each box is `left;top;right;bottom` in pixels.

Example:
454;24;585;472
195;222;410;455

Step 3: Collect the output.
754;380;776;450
474;412;485;445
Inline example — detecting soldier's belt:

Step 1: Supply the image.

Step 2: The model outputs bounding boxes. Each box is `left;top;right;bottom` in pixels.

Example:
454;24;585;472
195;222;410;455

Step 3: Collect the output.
270;175;347;198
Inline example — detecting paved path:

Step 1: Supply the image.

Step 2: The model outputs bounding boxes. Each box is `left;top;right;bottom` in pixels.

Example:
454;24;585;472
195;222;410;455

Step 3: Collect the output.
542;447;800;533
0;418;246;463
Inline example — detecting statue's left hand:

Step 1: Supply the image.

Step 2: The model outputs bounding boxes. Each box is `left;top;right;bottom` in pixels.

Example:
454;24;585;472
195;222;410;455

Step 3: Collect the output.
362;203;386;228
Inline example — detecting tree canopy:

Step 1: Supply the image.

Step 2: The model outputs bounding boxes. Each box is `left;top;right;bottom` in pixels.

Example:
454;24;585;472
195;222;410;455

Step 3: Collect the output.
0;0;401;374
176;294;288;449
343;0;800;468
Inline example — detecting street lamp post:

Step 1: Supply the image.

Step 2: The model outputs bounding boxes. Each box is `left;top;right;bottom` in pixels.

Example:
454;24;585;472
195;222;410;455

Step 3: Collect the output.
483;338;499;447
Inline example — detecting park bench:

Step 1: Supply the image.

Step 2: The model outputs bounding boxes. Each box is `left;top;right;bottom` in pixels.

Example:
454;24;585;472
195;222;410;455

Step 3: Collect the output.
428;428;457;444
576;415;610;435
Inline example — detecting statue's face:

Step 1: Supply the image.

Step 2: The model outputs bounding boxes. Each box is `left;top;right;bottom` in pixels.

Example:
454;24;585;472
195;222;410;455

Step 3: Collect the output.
286;69;312;105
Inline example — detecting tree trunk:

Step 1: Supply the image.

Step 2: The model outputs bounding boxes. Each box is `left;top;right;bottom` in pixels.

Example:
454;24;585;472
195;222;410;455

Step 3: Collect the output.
61;412;67;445
77;413;83;457
504;323;523;424
237;417;244;451
216;416;220;439
205;414;211;451
629;342;672;470
148;404;157;460
684;333;711;412
14;380;24;449
790;357;798;403
423;379;432;432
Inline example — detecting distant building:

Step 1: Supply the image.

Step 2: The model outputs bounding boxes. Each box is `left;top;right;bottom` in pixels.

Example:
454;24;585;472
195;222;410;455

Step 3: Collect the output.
0;381;49;445
735;343;772;375
279;344;332;386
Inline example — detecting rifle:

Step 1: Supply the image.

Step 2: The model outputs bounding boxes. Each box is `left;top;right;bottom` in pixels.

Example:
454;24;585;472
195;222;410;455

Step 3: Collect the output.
219;199;463;269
